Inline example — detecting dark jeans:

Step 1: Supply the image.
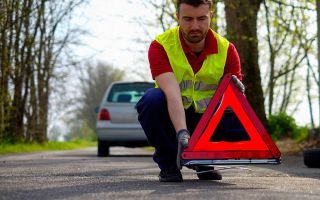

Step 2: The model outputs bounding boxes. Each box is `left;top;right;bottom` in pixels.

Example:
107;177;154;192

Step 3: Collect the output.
136;88;247;170
135;88;201;170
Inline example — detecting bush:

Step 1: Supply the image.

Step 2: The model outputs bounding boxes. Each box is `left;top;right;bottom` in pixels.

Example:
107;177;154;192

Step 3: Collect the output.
293;126;309;142
268;112;307;141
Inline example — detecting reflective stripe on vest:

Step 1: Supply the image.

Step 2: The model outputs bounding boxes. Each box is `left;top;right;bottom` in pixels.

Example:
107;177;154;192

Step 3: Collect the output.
156;27;229;113
196;97;212;112
182;96;192;105
179;80;193;91
179;80;218;91
194;82;218;91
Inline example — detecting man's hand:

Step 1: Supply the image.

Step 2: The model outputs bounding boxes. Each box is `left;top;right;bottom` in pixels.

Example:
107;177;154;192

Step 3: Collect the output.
176;129;190;169
231;75;245;94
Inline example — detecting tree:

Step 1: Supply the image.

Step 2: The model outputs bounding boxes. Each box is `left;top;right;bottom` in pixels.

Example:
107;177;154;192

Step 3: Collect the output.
0;0;86;144
257;0;318;131
224;0;268;126
70;62;124;134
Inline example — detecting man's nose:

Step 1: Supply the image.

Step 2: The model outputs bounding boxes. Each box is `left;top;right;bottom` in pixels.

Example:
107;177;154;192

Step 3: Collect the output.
191;19;200;30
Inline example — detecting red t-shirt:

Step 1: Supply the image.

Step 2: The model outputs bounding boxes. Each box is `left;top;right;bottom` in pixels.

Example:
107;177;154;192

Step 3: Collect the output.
148;29;242;80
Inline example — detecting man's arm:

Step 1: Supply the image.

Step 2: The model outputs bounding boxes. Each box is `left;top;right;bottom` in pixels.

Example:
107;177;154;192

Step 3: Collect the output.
155;72;187;133
224;42;242;80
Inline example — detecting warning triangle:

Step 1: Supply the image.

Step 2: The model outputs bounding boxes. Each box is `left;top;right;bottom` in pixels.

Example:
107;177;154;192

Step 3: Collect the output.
182;74;281;164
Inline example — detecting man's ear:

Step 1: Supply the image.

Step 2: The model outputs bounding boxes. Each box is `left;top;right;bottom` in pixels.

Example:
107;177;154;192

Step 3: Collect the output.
176;12;180;25
210;11;213;19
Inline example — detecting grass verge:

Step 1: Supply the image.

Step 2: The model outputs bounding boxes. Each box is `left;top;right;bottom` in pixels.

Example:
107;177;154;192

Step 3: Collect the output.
0;140;96;155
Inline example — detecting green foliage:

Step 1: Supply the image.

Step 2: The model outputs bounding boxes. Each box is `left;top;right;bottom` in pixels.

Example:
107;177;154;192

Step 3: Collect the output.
268;112;308;141
293;126;309;142
0;140;95;155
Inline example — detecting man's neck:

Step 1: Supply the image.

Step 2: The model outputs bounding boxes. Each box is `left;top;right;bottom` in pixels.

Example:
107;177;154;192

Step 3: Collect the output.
184;38;206;53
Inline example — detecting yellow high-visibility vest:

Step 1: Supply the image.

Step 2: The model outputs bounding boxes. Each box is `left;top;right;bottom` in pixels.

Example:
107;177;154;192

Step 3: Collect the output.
155;27;229;113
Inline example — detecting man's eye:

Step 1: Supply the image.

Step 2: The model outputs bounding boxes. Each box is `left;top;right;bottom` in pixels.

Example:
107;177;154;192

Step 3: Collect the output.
198;17;206;21
183;18;193;21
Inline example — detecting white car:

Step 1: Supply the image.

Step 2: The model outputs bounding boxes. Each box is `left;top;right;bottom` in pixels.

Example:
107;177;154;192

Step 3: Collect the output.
96;81;154;156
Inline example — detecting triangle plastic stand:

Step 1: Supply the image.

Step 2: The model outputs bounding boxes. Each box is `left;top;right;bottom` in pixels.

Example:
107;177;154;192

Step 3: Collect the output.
182;74;281;166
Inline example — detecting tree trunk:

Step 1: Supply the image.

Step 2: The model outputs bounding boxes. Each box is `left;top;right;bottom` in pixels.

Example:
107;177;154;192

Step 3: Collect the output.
0;1;11;142
262;1;275;116
11;0;26;142
224;0;268;127
35;0;47;143
317;0;320;130
307;61;315;129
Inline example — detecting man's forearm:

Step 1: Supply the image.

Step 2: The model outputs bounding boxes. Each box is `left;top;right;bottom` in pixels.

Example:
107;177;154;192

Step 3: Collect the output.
155;72;187;133
166;91;187;133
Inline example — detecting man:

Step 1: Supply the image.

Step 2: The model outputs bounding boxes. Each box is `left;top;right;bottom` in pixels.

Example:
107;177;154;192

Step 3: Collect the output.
136;0;243;182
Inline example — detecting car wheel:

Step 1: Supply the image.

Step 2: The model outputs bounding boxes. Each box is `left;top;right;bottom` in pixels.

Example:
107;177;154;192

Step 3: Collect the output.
304;148;320;168
98;139;110;157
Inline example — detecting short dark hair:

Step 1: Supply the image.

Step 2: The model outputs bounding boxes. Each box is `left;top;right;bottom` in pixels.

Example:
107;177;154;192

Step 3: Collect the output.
177;0;212;12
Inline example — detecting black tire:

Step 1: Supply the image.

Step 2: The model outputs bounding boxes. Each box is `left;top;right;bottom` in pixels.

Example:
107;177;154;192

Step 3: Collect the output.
304;148;320;168
98;139;110;157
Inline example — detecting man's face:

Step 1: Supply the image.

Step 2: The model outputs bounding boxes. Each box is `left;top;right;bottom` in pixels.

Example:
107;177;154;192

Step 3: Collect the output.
177;3;212;44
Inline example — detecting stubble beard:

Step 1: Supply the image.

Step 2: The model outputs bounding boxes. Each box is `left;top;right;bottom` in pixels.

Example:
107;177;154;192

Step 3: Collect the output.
181;29;208;44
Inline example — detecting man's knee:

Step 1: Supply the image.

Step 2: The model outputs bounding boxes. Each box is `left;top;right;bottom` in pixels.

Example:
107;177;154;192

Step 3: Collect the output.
136;88;166;113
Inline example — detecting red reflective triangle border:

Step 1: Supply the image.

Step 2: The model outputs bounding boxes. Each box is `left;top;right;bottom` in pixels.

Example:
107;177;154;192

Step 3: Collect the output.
182;74;281;160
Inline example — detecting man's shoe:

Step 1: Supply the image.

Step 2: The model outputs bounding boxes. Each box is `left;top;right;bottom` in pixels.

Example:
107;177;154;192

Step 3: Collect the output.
159;168;183;182
196;166;222;180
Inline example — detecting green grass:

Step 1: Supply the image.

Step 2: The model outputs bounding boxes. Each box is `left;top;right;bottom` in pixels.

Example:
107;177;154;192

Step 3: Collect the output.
0;140;96;155
144;146;155;151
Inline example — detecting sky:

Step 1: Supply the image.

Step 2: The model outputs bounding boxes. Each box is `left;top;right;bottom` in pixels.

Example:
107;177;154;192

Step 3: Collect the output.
71;0;159;80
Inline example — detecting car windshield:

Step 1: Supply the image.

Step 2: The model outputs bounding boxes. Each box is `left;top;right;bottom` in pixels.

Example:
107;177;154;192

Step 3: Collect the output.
107;82;155;103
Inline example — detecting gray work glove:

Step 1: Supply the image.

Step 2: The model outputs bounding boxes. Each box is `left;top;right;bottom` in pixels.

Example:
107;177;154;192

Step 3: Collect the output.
176;129;190;169
231;75;245;94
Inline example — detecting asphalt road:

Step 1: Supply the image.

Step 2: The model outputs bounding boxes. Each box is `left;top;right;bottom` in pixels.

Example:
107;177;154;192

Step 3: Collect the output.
0;147;319;200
